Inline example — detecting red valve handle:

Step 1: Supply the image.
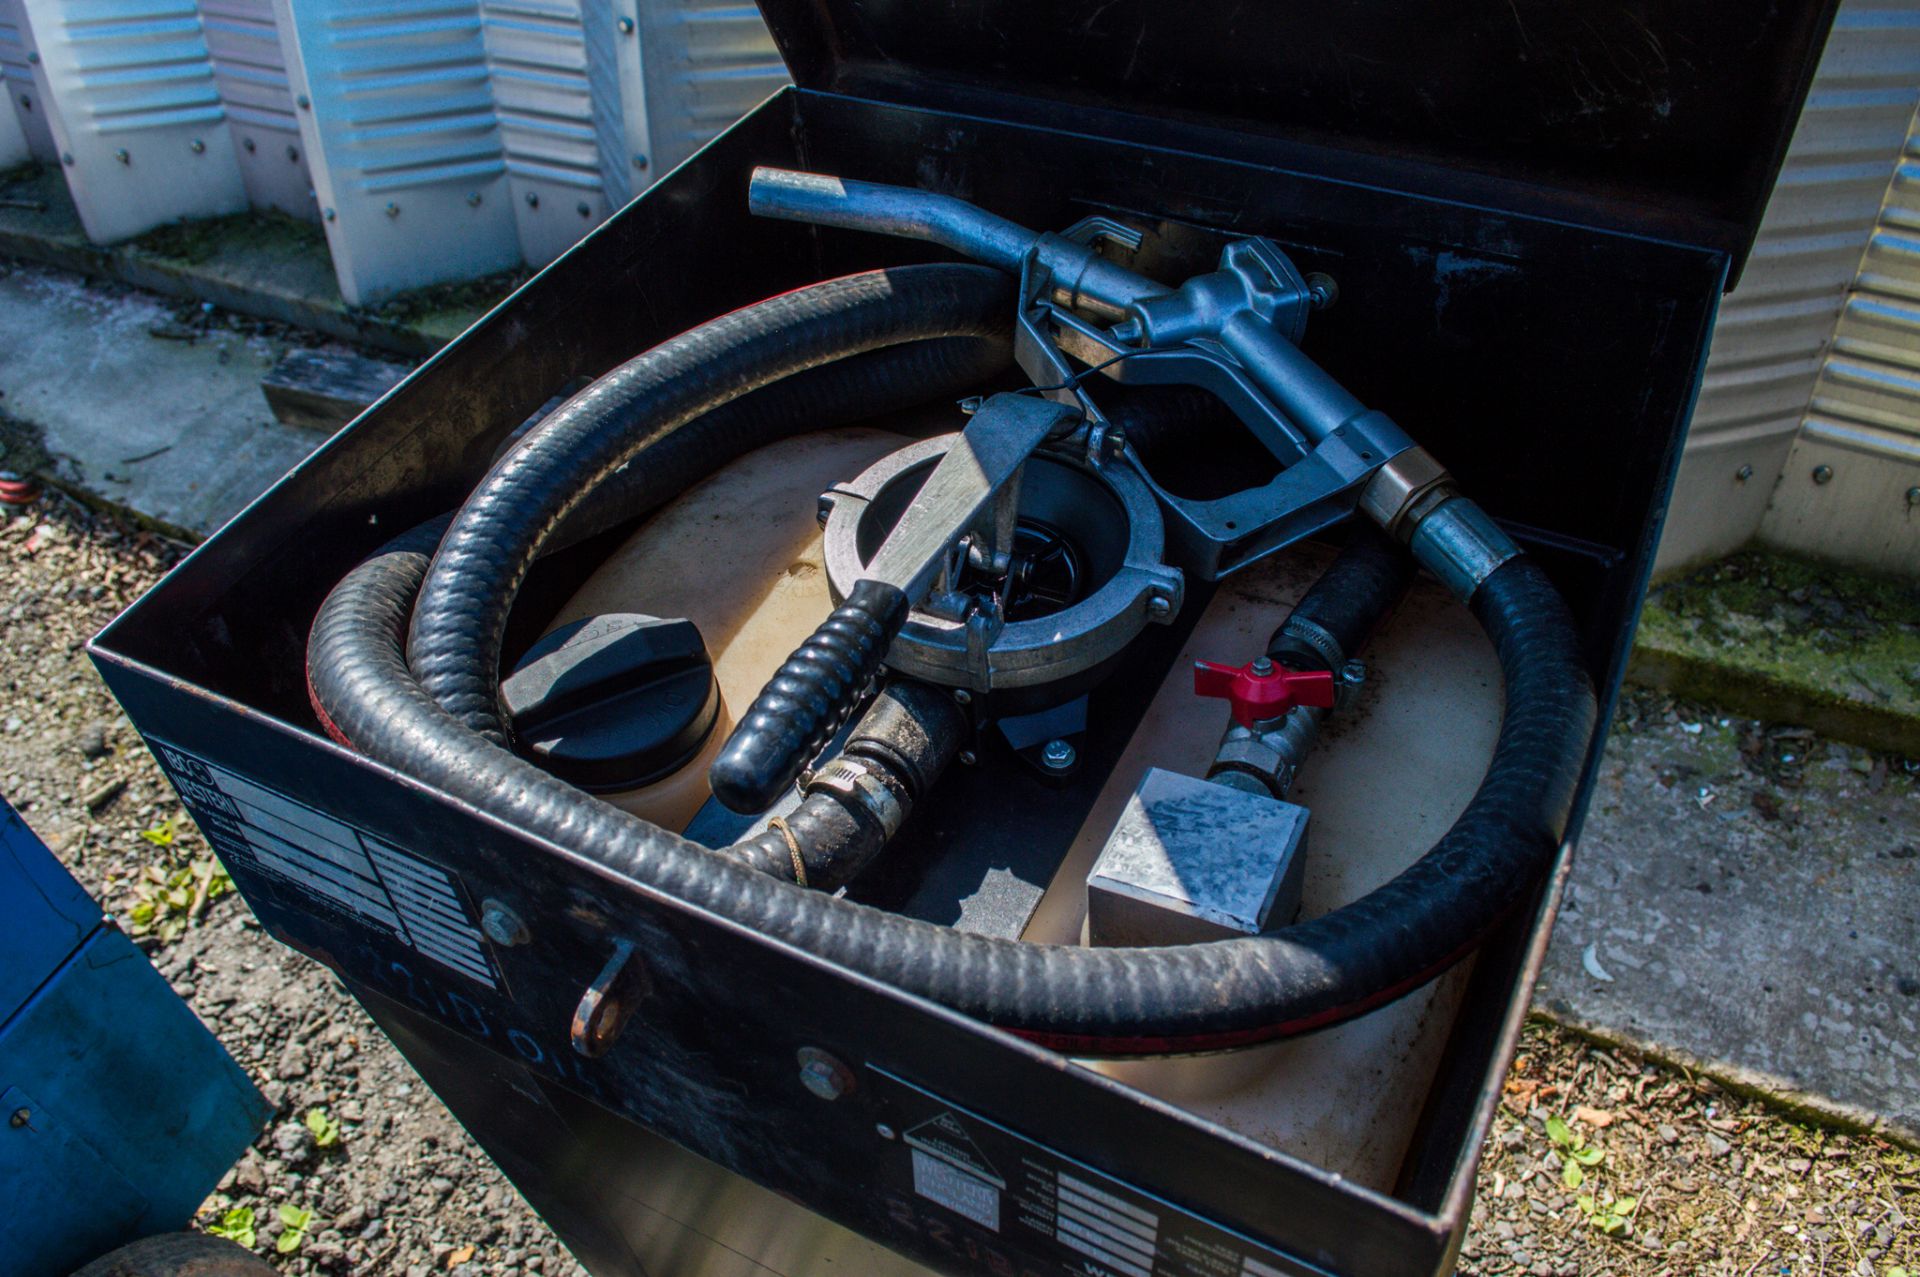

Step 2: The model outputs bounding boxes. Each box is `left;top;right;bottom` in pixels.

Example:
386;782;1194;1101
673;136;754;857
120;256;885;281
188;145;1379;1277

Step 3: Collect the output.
1192;658;1336;728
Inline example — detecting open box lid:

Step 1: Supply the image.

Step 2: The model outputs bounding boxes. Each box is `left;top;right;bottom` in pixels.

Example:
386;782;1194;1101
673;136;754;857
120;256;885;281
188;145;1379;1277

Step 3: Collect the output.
756;0;1841;282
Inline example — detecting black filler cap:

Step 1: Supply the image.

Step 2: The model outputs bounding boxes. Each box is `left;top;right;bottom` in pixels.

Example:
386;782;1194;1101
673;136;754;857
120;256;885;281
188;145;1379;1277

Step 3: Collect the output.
502;613;719;792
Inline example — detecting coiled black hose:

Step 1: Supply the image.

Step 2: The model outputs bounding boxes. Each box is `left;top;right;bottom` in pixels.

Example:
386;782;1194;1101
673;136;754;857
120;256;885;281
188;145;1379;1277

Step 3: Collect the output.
408;265;1016;743
309;265;1597;1056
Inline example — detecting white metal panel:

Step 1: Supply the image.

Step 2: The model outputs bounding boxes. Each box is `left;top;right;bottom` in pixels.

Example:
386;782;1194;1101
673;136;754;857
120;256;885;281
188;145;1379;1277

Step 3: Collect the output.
1762;110;1920;572
1657;0;1920;575
16;0;248;241
0;56;27;163
0;0;57;161
270;0;519;305
198;0;312;217
480;0;606;265
614;0;783;191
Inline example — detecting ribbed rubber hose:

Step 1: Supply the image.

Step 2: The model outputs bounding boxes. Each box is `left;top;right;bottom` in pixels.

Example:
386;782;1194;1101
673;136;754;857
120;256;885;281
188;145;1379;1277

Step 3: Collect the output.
310;266;1598;1055
409;265;1016;744
548;335;1010;553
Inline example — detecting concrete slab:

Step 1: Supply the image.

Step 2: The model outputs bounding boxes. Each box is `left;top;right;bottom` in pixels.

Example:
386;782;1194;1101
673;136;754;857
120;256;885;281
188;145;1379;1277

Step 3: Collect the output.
1538;699;1920;1145
1629;549;1920;756
0;163;505;358
0;261;326;538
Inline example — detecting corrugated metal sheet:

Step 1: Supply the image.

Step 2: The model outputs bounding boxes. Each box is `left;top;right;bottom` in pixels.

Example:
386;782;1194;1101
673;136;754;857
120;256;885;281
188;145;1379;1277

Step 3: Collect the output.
198;0;312;217
481;0;607;265
9;0;781;296
1761;105;1920;572
270;0;521;304
1658;0;1920;574
0;0;58;161
15;0;248;241
619;0;782;187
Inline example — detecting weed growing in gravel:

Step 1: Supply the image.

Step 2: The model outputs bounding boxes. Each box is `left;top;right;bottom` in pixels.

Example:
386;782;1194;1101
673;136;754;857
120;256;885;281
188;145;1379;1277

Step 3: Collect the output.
125;856;233;943
205;1206;255;1248
305;1107;341;1149
276;1204;315;1255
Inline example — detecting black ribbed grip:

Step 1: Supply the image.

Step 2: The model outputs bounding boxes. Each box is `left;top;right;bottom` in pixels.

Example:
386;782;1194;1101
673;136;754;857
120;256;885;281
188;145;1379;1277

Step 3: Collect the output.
708;579;909;813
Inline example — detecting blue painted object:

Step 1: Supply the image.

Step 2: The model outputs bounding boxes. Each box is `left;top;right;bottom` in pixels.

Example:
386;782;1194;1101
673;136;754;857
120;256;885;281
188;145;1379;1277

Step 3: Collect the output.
0;800;270;1277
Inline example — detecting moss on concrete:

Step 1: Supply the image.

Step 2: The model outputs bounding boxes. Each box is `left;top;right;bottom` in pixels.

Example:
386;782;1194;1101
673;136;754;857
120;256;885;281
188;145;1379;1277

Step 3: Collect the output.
1630;549;1920;754
0;177;503;357
131;208;327;266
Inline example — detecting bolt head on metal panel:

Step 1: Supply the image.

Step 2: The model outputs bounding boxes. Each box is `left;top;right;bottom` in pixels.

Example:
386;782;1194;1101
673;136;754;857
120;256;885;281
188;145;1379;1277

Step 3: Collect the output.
1811;464;1834;485
1041;738;1076;770
617;16;635;33
480;899;529;947
1735;464;1754;482
190;139;205;154
797;1047;854;1100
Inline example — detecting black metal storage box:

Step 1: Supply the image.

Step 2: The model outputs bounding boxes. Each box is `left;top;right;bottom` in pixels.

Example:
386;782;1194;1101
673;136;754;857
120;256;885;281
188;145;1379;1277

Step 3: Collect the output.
91;5;1836;1275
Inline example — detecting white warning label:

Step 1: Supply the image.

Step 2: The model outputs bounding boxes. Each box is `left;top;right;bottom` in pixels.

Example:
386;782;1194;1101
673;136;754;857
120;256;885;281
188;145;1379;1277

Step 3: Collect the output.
912;1148;1001;1232
151;740;497;988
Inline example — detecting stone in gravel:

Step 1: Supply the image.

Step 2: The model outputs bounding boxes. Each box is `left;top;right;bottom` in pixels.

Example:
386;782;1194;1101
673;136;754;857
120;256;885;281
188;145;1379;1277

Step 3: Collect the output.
1657;1122;1678;1143
273;1120;315;1166
335;1204;367;1233
77;722;109;758
234;1157;266;1194
1706;1132;1733;1157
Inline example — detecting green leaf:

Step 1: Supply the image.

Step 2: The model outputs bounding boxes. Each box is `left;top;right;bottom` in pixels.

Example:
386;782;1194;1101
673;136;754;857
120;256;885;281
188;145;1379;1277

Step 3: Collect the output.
1575;1194;1596;1217
1562;1160;1584;1190
140;820;175;846
1544;1115;1575;1147
128;900;155;928
305;1107;341;1148
1571;1145;1605;1166
275;1203;313;1254
1599;1212;1630;1235
207;1206;256;1248
1611;1195;1639;1216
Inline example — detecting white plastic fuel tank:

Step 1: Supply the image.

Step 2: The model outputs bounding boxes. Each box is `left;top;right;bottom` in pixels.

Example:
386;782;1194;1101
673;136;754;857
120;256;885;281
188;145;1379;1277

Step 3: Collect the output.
543;427;908;830
547;431;1504;1194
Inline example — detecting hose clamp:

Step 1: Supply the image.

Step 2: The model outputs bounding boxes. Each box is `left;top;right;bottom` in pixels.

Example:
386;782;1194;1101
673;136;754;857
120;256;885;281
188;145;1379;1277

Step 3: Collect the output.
1276;614;1344;672
805;757;907;839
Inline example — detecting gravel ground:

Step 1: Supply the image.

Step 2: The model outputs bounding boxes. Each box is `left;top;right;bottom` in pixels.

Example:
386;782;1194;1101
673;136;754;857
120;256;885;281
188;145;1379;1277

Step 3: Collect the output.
3;489;1915;1276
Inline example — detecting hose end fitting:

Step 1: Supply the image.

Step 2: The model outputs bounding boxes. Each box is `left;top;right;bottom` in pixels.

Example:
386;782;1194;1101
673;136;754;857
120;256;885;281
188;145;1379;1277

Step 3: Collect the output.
1357;447;1518;602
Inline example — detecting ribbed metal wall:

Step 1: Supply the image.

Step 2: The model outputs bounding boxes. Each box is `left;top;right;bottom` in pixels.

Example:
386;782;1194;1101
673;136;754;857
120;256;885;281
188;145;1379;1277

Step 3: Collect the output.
14;0;250;241
198;0;312;218
1760;104;1920;572
1657;0;1920;575
0;0;58;162
5;0;781;297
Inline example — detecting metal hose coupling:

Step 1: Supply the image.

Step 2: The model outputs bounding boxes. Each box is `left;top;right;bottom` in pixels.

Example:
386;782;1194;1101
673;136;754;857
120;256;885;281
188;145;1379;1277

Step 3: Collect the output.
1358;447;1519;601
